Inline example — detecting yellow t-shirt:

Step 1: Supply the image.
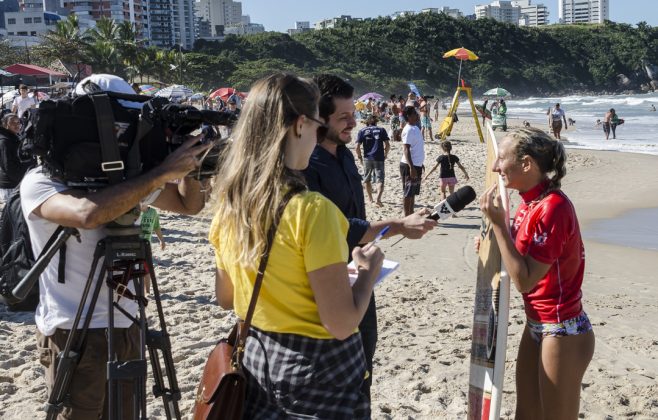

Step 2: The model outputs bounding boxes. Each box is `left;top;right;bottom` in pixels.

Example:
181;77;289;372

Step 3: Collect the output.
209;191;349;339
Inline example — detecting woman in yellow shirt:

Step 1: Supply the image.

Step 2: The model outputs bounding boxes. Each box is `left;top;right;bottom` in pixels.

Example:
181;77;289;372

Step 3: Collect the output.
209;73;384;418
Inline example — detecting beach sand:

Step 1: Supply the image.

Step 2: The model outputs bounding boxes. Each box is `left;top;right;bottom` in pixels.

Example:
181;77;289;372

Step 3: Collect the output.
1;115;657;419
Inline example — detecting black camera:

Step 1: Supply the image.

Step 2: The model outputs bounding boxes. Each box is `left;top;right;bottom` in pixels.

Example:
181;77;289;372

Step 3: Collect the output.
424;95;435;99
20;92;237;187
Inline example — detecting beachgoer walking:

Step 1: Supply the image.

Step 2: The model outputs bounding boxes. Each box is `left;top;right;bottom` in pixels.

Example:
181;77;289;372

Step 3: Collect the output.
549;103;568;140
390;95;401;142
400;106;425;216
303;75;437;411
433;98;440;121
424;141;470;201
480;128;595;420
481;99;489;127
356;115;390;207
0;113;31;202
211;73;385;418
419;96;433;141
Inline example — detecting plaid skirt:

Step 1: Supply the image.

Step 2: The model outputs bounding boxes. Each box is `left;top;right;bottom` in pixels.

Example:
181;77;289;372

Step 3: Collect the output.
243;327;369;419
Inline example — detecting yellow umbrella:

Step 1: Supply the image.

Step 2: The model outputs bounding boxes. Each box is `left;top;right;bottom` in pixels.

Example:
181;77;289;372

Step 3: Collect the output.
443;47;479;86
442;47;479;61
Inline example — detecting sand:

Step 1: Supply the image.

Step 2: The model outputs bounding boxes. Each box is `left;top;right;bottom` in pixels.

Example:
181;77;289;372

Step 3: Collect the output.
1;114;657;419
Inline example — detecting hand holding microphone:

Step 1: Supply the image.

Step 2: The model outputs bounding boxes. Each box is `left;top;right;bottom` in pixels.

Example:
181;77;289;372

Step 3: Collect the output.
391;185;477;246
429;185;477;220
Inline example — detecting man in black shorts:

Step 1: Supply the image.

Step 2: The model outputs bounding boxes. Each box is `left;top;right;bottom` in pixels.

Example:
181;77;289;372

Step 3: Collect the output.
400;107;425;216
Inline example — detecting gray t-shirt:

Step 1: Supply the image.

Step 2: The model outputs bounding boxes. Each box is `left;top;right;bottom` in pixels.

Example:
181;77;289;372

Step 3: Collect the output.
21;167;137;336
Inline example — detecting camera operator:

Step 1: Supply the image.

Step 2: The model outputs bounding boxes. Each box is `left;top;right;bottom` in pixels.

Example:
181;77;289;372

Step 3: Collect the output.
20;76;211;419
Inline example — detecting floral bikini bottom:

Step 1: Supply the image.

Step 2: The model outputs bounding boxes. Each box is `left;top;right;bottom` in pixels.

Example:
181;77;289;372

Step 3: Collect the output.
527;312;593;343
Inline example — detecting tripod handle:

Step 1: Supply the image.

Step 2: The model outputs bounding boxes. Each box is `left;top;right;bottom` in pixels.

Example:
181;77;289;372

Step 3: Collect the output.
12;227;78;301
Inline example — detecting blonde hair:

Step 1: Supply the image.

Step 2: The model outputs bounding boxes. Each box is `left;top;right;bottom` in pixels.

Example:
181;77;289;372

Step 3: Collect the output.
211;73;320;267
506;127;567;190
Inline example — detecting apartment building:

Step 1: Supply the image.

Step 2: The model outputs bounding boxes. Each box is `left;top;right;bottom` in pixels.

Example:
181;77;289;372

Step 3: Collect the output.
558;0;609;24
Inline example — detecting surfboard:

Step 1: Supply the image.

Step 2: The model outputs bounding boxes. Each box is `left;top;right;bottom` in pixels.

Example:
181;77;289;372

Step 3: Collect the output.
468;122;511;420
475;104;492;120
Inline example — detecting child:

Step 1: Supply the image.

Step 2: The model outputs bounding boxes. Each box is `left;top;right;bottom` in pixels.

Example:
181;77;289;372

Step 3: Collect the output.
139;204;165;293
424;141;470;200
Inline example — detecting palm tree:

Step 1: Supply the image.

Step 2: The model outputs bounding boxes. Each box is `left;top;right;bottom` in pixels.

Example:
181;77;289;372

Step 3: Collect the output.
36;14;89;73
115;21;141;82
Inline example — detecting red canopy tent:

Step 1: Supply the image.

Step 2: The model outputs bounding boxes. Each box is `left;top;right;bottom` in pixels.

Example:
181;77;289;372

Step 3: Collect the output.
4;63;67;85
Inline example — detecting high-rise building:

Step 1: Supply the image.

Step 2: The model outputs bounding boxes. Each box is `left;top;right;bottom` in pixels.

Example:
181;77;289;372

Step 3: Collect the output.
475;1;521;24
195;0;242;37
145;0;196;48
61;0;147;36
558;0;609;24
513;0;549;25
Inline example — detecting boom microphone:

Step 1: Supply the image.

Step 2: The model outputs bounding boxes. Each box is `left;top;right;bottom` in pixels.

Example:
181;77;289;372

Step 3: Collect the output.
428;185;477;220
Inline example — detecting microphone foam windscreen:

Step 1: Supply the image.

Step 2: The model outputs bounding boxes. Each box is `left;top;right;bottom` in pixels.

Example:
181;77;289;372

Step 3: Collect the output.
446;185;477;213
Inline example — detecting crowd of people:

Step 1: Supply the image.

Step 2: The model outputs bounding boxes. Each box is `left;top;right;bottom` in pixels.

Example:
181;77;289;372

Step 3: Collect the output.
0;72;596;419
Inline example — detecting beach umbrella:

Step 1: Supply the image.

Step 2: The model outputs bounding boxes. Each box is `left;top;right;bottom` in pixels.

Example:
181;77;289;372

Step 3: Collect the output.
483;87;511;97
442;47;479;86
155;84;194;100
358;92;383;102
139;84;159;95
190;93;205;100
209;87;245;101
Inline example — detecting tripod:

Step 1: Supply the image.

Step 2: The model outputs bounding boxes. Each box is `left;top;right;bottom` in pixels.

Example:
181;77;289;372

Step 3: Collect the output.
44;225;181;419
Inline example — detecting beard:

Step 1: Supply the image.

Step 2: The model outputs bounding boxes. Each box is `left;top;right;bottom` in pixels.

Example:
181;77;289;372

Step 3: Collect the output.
323;125;351;146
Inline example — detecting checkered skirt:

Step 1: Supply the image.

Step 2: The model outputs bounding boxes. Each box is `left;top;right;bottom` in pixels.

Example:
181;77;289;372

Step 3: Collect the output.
242;327;369;419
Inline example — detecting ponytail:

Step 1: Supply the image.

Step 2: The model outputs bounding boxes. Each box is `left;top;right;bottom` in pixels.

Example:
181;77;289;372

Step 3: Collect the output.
508;128;567;190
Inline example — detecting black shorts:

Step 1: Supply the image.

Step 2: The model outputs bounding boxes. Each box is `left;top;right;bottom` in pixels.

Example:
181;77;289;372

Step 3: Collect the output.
400;163;423;197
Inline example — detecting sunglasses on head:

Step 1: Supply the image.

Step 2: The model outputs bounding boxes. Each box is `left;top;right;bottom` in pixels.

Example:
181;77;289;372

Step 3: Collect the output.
305;115;329;142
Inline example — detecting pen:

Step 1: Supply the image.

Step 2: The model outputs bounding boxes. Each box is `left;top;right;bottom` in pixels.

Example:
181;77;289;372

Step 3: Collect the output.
363;225;390;251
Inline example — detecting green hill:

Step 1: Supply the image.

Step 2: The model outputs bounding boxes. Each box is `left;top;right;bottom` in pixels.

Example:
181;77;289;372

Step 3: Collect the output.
189;14;658;96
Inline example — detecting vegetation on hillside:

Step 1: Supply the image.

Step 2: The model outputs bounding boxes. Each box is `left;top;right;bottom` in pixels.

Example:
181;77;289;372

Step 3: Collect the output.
5;13;658;95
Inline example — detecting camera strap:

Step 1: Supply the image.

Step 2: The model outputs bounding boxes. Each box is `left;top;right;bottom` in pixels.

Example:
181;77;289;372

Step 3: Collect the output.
90;94;124;185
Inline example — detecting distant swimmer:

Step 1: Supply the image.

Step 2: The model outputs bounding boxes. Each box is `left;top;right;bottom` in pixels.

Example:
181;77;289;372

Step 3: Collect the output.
650;104;656;112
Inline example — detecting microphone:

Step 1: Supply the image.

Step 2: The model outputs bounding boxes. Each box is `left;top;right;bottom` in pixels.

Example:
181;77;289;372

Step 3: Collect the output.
389;185;477;247
428;185;477;220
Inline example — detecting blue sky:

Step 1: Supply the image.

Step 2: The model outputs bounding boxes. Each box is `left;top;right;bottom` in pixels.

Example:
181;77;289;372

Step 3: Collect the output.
242;1;657;32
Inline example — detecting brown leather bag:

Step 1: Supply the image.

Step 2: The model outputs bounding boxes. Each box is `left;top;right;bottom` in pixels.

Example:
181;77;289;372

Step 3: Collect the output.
192;188;300;420
193;323;246;420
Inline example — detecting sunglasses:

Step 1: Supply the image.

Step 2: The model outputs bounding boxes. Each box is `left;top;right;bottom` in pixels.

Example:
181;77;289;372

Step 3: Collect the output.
305;115;329;141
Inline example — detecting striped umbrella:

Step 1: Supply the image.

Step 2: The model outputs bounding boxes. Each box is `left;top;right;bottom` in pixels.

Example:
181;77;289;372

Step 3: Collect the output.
155;84;194;100
139;84;159;95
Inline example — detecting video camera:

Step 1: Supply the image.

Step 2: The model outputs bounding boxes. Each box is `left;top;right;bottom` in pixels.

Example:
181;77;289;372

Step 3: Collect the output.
20;91;237;188
424;95;435;99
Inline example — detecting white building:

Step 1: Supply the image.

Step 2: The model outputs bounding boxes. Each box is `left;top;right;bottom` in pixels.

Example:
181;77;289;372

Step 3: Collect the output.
513;0;549;25
439;6;465;19
195;0;242;37
475;1;521;24
287;21;311;36
4;10;60;45
558;0;608;24
224;22;263;35
390;10;415;19
314;15;353;30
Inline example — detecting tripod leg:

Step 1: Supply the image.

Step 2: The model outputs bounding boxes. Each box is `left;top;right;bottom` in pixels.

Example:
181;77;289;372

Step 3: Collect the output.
45;244;106;420
144;241;182;419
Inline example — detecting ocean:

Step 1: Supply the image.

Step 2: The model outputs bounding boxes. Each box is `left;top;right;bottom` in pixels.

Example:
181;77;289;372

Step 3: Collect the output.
506;92;658;155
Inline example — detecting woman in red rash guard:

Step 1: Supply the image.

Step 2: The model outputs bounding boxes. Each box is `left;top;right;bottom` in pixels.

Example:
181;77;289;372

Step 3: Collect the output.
480;127;595;420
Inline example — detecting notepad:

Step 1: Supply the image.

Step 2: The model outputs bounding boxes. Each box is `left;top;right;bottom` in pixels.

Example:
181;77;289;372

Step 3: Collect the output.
348;259;400;287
